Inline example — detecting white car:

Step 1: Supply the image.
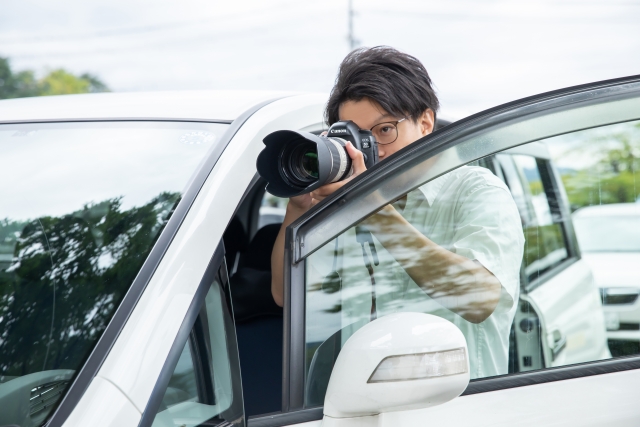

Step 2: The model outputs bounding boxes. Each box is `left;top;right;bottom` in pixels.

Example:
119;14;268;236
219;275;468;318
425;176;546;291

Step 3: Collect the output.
573;203;640;357
0;76;639;427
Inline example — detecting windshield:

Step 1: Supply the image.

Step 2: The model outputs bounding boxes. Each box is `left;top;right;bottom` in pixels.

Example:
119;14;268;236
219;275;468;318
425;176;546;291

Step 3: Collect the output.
0;121;228;427
573;215;640;252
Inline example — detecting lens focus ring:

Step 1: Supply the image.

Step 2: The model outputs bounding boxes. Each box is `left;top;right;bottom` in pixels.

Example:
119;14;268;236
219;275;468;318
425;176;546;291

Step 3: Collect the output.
326;137;351;183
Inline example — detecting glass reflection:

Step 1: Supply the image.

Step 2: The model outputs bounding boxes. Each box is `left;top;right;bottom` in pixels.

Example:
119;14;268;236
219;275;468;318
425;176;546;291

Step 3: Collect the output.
0;121;227;426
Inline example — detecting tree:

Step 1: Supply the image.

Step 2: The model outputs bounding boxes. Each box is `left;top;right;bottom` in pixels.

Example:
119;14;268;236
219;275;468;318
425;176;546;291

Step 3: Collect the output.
558;122;640;210
0;192;180;376
0;57;109;100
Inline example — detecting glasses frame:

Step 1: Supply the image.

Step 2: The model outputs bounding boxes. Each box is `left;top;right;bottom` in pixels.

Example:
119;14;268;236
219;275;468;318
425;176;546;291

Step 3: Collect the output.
369;117;408;145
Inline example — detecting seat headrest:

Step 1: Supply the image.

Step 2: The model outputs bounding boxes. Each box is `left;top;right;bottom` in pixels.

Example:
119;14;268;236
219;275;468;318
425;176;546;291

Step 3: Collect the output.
224;217;249;254
242;224;281;271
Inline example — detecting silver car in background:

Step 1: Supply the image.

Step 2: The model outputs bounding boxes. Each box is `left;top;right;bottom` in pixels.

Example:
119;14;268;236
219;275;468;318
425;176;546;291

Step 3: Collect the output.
573;203;640;356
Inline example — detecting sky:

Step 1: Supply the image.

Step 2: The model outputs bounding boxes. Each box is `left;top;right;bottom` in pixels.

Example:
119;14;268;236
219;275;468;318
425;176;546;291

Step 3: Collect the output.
1;0;639;119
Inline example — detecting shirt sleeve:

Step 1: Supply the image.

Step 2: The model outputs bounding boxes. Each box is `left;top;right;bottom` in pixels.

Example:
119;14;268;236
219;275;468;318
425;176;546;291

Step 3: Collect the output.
449;176;525;308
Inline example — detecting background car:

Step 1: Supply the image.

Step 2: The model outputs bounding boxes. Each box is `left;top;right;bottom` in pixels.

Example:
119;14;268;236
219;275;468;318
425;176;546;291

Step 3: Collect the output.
0;76;639;427
573;203;640;357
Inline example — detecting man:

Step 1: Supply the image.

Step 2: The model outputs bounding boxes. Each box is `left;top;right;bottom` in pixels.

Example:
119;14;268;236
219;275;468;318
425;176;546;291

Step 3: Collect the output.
271;46;524;378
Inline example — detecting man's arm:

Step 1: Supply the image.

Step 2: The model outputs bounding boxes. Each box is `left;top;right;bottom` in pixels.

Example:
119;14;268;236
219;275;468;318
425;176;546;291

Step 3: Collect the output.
363;205;502;324
271;196;310;307
272;141;368;306
304;144;503;322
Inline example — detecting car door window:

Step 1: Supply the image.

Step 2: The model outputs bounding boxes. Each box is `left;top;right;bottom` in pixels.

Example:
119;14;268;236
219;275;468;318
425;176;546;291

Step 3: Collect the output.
300;118;640;407
151;274;243;427
550;120;640;359
500;154;570;286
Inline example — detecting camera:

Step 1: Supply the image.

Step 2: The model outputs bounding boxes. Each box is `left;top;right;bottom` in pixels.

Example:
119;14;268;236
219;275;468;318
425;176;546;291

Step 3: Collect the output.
256;120;378;197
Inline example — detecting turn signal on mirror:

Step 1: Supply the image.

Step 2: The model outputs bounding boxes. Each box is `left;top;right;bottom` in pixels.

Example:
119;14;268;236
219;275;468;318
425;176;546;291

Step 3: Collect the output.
368;348;467;383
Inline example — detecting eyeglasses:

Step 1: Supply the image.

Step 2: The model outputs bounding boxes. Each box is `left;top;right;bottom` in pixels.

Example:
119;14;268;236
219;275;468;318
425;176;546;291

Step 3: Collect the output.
369;117;408;145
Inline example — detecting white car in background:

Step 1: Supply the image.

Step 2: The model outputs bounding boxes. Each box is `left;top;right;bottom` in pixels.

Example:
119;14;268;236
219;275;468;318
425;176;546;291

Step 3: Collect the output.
573;203;640;357
0;75;639;427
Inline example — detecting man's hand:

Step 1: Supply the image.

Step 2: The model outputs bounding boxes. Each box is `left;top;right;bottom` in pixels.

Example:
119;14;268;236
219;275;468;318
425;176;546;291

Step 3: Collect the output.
288;192;312;212
310;141;368;206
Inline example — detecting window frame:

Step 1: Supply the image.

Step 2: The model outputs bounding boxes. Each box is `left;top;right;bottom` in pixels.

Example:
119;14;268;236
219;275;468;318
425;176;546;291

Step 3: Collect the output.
497;153;580;293
138;240;245;427
278;75;640;422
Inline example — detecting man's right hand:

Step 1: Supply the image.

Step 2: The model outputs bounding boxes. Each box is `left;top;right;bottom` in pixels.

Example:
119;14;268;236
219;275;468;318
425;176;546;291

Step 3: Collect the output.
288;192;313;213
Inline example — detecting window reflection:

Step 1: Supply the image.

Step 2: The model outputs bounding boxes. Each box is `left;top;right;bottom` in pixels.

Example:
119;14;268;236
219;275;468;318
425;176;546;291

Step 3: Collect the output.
0;121;227;427
302;120;640;407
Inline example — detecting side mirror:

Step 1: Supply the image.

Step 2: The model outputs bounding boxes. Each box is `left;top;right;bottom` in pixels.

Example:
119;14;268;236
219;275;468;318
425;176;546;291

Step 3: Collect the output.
322;313;469;424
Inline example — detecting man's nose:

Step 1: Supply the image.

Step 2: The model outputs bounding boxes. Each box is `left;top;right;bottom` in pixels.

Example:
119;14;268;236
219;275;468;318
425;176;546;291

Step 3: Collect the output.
378;146;386;158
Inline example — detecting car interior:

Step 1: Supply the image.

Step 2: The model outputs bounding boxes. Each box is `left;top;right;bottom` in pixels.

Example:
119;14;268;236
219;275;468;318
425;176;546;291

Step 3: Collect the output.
222;176;286;416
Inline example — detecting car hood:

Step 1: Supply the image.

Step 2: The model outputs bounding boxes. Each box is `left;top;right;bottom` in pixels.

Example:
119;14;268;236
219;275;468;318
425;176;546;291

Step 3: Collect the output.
581;252;640;288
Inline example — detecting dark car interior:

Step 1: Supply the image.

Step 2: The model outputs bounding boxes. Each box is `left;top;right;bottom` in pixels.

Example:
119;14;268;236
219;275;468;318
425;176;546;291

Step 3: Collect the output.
223;176;285;416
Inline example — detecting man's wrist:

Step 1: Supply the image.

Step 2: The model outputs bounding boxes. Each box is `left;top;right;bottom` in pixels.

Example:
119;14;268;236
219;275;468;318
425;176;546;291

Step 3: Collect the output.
286;200;308;215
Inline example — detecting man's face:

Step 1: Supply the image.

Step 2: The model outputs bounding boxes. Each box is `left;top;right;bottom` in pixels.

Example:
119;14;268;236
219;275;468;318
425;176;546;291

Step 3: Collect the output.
338;97;435;161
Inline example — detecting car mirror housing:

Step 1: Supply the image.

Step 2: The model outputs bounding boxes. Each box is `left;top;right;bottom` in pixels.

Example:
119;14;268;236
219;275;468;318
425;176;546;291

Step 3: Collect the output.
322;313;469;424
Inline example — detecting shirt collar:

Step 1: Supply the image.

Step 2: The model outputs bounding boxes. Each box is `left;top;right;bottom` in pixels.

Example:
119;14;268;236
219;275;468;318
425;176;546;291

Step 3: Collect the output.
415;173;448;207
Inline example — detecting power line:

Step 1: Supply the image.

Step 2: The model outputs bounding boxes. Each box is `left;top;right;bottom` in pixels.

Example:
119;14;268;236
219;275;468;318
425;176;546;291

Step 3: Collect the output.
347;0;359;51
0;17;217;44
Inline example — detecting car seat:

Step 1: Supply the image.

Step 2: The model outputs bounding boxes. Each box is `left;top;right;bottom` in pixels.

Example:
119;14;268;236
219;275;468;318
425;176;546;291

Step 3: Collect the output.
223;217;249;275
230;223;283;416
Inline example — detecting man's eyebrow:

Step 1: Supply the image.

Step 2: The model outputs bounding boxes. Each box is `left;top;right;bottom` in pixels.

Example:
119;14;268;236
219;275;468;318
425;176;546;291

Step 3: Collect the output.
371;113;396;124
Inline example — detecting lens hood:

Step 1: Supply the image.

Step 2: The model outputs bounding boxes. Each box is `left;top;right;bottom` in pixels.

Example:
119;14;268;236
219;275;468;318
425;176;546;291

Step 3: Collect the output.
257;130;339;198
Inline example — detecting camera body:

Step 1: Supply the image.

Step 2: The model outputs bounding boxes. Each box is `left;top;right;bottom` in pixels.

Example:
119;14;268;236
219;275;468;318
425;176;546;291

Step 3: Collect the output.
256;120;378;198
325;120;378;169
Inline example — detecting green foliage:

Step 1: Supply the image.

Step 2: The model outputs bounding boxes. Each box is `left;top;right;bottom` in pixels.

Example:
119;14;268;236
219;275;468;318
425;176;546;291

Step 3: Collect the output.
0;192;180;376
563;170;640;210
557;121;640;210
0;57;109;100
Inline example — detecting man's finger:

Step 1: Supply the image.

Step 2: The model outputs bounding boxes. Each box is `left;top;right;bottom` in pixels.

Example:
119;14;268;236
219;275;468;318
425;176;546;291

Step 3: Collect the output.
345;141;367;175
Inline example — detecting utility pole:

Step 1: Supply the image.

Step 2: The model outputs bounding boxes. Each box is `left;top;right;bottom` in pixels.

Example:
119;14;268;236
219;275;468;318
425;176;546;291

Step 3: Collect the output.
348;0;358;51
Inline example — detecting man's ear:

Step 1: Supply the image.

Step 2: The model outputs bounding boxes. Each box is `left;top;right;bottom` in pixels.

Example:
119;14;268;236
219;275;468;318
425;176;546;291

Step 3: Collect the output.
420;109;435;136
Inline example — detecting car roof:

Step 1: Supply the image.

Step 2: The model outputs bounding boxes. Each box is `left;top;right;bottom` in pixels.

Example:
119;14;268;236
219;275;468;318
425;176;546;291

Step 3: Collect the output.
0;90;297;123
572;203;640;217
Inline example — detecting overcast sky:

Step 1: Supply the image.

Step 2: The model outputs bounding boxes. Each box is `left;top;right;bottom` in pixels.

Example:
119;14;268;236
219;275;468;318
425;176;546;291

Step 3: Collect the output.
1;0;639;118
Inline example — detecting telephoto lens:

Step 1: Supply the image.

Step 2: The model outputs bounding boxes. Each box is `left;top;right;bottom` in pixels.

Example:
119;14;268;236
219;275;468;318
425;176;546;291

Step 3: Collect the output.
256;121;377;198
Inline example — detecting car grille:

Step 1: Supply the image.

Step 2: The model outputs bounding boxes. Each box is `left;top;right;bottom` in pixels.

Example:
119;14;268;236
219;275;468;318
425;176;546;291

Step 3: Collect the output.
600;290;639;305
30;380;69;417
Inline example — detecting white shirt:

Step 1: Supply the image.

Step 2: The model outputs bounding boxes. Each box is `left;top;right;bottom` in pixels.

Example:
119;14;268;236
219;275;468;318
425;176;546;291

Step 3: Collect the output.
338;166;525;379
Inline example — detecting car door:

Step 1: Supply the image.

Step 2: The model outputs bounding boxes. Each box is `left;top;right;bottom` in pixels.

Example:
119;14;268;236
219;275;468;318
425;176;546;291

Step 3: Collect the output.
272;75;640;426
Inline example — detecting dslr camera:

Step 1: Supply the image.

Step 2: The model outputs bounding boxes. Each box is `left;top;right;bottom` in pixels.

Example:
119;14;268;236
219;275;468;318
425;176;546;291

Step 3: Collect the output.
256;120;378;197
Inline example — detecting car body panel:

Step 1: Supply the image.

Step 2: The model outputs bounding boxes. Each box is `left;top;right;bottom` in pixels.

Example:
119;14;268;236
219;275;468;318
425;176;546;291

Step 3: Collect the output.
70;94;326;421
528;260;610;366
0;90;293;123
582;252;640;289
377;368;640;427
63;376;140;427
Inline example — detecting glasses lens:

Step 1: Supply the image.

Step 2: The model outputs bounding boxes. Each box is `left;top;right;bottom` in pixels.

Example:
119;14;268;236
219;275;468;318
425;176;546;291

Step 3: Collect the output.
371;123;398;145
301;150;319;178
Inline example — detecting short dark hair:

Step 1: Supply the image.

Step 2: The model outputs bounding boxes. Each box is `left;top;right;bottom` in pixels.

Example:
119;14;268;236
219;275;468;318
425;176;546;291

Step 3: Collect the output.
325;46;439;126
